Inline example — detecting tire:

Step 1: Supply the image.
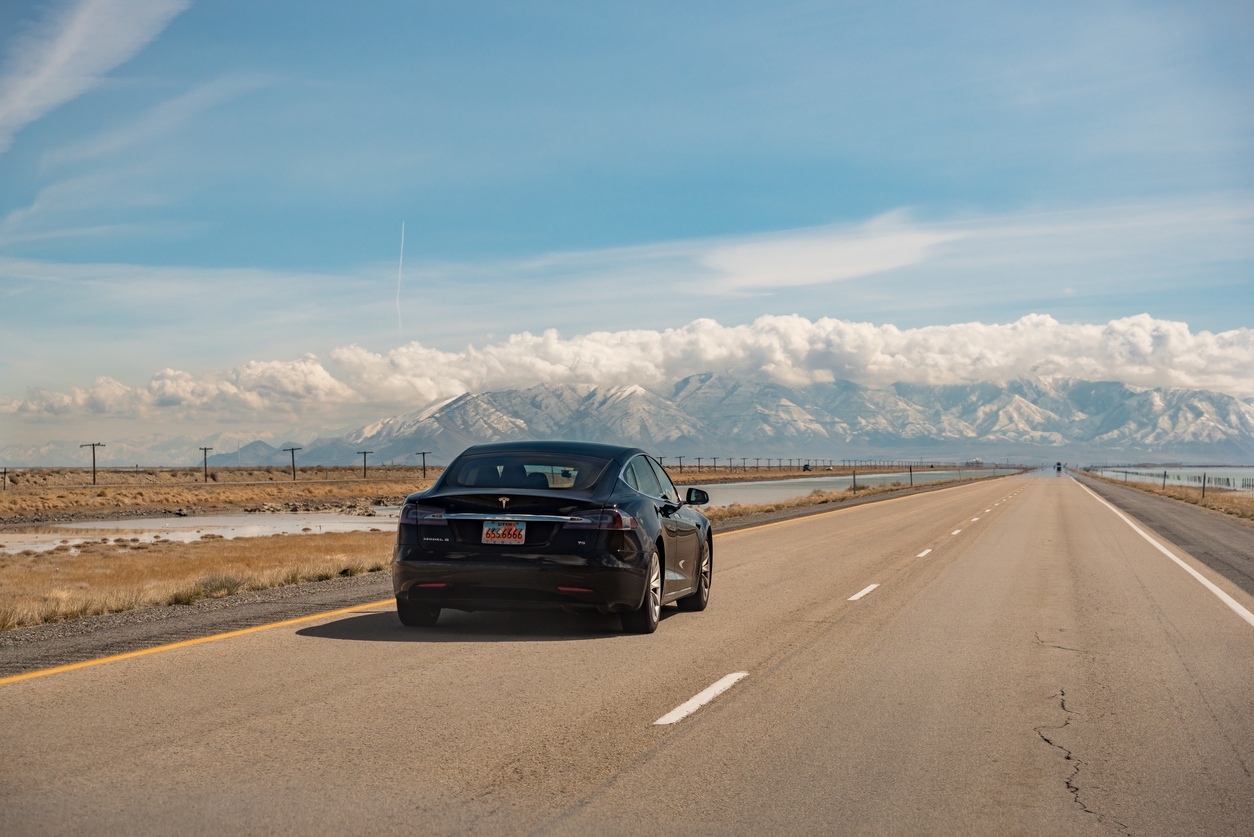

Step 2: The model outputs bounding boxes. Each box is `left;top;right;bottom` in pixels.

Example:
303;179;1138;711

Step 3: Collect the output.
677;537;711;612
622;551;661;634
396;596;440;627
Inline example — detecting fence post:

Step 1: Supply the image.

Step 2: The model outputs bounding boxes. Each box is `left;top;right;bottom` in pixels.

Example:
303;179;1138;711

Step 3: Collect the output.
1202;473;1206;499
1162;470;1167;489
852;469;857;493
909;464;913;487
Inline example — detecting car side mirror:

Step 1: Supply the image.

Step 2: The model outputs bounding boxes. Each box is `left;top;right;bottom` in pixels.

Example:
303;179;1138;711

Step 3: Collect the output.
685;487;709;506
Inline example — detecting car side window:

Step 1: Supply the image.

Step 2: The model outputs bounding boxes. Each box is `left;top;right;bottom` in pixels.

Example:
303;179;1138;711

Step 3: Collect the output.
647;457;680;503
629;456;664;498
621;459;640;491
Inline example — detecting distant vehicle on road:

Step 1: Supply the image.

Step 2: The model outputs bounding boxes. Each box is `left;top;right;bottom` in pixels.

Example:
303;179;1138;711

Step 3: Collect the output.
393;441;713;634
802;463;811;472
1056;462;1063;473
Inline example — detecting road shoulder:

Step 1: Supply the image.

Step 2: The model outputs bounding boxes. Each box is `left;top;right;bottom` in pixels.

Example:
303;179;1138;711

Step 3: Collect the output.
1076;475;1254;599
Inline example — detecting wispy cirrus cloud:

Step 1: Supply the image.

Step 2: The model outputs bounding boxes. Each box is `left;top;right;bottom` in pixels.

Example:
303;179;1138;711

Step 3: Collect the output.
0;0;189;154
41;74;268;167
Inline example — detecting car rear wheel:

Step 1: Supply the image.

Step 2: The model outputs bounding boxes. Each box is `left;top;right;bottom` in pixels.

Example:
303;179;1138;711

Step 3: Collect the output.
622;552;661;634
396;597;440;627
677;538;711;612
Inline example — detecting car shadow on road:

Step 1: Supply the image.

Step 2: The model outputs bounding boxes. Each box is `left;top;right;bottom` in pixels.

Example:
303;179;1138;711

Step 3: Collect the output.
296;607;681;643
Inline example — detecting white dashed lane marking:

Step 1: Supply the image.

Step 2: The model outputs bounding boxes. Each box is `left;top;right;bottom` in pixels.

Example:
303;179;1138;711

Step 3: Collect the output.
654;672;750;725
917;549;932;557
848;584;880;601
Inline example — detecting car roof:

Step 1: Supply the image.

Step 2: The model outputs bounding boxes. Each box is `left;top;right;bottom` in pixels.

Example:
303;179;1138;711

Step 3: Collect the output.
456;440;644;459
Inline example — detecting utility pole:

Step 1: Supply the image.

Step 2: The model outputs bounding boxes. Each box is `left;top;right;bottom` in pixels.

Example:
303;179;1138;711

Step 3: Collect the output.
80;443;105;485
358;451;373;479
676;456;684;473
741;457;747;471
415;451;432;479
755;458;760;471
696;457;703;471
283;447;302;481
199;447;213;482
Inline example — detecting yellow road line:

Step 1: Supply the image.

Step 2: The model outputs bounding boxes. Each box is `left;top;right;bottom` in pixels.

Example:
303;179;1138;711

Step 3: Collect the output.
0;598;394;686
714;475;1005;539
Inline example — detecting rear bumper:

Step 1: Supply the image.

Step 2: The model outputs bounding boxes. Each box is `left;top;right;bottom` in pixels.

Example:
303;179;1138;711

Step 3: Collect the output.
392;545;647;613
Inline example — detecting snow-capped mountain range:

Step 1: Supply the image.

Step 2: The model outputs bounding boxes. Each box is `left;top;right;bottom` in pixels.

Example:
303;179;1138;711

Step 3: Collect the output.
7;373;1250;467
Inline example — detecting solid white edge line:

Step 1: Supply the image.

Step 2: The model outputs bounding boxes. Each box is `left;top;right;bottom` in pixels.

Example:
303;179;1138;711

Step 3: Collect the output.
917;548;932;557
654;672;749;725
1074;479;1254;630
848;583;879;601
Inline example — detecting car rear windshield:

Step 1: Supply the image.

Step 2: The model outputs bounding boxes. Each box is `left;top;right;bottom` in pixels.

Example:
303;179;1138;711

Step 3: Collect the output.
443;453;611;491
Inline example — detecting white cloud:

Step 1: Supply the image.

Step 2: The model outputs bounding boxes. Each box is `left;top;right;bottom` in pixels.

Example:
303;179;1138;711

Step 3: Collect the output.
7;314;1251;424
332;313;1254;400
699;211;963;291
0;0;189;154
3;354;356;419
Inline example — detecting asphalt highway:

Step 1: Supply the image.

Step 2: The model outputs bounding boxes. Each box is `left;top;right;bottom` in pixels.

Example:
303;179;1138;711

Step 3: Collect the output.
3;474;1253;835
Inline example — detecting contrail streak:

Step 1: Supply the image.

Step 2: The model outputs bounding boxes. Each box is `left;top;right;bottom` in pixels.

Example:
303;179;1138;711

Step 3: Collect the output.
396;221;404;336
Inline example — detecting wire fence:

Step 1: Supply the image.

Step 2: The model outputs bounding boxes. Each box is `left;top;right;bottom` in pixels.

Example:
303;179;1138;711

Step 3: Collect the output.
1086;468;1254;496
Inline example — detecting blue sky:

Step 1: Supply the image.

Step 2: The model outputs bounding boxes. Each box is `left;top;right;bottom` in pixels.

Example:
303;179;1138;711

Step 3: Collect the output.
1;0;1251;443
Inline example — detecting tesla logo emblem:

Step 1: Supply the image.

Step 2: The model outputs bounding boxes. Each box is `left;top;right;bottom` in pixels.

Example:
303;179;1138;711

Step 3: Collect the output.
499;497;509;509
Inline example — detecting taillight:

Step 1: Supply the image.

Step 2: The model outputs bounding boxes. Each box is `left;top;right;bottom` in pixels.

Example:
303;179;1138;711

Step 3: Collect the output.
564;509;638;530
400;504;448;525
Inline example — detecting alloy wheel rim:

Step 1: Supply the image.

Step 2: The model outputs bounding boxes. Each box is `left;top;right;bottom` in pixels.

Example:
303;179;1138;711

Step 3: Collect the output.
700;548;711;593
649;559;661;620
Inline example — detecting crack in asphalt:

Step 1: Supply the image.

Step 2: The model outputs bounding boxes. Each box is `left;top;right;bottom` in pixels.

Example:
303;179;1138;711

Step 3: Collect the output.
1034;631;1081;652
1035;689;1131;836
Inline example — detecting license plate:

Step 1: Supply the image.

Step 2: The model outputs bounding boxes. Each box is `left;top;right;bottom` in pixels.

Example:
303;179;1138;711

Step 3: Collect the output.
482;520;525;544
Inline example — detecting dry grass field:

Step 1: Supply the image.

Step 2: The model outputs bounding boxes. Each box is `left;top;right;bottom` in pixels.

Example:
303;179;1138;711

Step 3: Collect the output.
1085;472;1254;523
2;464;442;489
0;530;395;631
0;476;435;518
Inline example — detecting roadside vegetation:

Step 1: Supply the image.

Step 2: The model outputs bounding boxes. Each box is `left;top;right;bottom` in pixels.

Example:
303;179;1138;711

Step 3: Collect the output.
1083;471;1254;523
0;476;434;518
0;530;394;631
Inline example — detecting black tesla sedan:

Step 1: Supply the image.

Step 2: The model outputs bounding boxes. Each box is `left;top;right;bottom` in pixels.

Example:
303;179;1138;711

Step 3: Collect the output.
392;441;712;633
